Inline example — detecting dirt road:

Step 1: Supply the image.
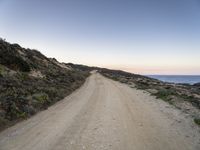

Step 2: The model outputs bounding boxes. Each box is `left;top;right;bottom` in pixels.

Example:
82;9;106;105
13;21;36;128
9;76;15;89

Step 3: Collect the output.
0;73;199;150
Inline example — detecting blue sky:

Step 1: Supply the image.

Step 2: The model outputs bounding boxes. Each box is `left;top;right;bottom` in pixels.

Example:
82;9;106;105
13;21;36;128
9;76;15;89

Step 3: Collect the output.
0;0;200;75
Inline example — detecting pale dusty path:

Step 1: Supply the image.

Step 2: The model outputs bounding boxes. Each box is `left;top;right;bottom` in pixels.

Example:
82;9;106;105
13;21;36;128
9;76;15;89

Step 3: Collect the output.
0;73;200;150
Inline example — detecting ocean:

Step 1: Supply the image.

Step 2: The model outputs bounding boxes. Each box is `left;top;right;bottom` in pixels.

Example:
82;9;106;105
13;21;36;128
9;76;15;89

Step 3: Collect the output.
147;75;200;85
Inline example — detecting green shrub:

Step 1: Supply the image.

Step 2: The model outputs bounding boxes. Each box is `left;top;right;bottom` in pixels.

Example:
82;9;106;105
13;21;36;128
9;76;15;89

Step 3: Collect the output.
0;65;3;76
136;82;150;90
0;50;30;72
0;65;7;77
33;93;49;104
17;112;27;119
16;57;31;72
194;118;200;126
179;94;200;109
180;94;194;100
112;76;120;81
6;102;27;120
18;72;29;81
153;89;176;101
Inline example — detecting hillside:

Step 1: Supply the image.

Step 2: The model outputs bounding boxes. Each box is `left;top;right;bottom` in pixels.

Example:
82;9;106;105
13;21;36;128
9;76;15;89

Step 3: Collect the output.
0;39;200;132
0;40;200;150
0;39;89;130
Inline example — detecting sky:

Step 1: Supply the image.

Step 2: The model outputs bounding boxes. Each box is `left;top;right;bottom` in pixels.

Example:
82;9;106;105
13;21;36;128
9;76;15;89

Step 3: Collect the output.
0;0;200;75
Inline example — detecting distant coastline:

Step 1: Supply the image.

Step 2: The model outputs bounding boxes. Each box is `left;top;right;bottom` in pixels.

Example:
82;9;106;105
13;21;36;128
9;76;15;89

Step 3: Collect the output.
147;75;200;84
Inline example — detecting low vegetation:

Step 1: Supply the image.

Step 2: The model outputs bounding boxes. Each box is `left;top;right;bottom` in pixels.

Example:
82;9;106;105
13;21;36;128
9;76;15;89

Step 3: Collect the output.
153;89;175;102
0;39;90;131
194;118;200;126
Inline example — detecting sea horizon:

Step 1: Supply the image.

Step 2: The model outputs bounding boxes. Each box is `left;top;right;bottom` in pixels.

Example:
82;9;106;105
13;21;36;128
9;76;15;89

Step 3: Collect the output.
146;75;200;84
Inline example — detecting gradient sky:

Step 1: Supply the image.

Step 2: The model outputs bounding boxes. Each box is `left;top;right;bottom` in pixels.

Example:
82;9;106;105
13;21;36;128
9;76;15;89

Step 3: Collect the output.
0;0;200;75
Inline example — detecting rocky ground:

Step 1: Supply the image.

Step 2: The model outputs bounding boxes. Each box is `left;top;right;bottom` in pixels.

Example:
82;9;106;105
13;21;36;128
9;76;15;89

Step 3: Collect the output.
0;39;89;131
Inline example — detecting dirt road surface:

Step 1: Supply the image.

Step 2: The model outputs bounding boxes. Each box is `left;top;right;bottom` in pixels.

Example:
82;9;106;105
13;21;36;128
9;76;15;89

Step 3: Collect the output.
0;73;200;150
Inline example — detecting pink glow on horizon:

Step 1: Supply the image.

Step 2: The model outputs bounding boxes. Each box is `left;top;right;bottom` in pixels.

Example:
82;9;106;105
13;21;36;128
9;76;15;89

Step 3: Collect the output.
104;65;200;75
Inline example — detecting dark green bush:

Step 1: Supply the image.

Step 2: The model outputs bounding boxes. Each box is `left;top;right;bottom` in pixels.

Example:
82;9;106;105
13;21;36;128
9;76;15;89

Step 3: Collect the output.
194;118;200;126
153;89;176;101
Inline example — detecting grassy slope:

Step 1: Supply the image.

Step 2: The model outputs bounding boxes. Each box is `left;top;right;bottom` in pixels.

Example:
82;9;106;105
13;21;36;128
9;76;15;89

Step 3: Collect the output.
0;39;89;130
